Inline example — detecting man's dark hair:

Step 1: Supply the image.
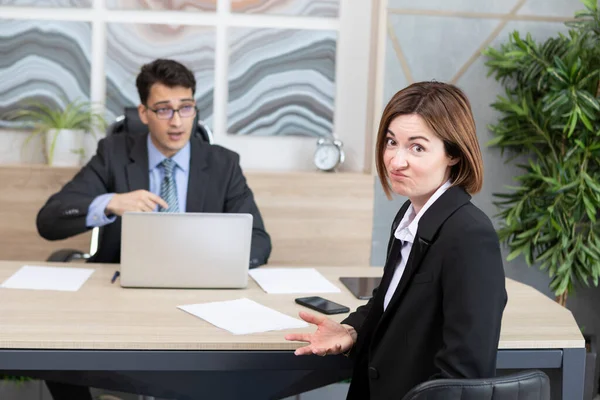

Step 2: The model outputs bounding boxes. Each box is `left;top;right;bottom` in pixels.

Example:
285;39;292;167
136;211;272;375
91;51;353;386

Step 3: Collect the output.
136;59;196;105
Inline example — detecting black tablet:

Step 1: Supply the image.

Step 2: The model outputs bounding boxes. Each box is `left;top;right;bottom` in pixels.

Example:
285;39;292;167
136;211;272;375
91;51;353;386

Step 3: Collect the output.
339;277;382;300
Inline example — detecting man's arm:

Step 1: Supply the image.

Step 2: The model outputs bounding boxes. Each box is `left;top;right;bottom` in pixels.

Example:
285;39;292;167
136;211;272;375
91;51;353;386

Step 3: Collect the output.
86;193;117;228
224;155;272;268
37;138;113;240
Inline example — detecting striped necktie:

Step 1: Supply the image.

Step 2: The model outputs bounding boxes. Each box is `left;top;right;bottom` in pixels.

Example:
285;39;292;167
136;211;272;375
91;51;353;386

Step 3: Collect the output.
159;158;179;213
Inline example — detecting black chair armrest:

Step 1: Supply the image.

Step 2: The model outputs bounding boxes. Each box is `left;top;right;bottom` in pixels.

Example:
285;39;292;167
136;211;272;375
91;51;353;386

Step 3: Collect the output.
46;249;90;263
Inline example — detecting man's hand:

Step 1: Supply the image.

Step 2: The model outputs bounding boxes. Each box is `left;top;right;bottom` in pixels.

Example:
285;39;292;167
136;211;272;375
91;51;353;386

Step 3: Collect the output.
105;190;169;217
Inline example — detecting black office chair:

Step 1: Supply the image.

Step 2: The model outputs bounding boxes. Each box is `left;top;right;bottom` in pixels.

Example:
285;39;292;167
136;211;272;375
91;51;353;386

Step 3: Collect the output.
46;107;213;263
401;370;550;400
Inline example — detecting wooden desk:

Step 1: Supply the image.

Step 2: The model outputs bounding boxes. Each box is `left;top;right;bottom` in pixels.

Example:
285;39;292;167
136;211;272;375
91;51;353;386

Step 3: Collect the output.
0;261;585;399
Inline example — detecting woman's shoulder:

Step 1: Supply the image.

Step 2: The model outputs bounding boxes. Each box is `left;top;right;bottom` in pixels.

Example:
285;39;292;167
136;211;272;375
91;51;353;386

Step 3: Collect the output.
443;202;497;238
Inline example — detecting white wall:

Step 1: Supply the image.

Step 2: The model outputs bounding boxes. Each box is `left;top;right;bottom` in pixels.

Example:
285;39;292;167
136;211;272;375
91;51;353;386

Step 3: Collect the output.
0;0;375;172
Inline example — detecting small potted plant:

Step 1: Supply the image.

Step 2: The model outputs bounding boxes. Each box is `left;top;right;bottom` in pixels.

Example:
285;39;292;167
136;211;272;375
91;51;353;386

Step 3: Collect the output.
6;98;107;166
484;0;600;397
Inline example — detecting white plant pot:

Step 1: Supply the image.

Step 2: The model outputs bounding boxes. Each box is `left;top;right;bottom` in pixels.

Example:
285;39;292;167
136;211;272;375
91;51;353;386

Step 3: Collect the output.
46;129;85;167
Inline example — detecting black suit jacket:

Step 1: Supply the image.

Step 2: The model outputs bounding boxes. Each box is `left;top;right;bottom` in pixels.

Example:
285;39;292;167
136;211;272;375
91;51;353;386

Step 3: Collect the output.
36;133;272;267
342;186;507;400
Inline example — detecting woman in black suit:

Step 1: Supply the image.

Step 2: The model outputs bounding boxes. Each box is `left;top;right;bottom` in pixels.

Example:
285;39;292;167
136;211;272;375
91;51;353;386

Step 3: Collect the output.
285;82;507;400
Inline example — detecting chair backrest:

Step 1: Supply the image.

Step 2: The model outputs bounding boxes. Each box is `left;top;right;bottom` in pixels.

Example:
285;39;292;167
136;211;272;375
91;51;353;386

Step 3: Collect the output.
107;107;213;144
401;370;550;400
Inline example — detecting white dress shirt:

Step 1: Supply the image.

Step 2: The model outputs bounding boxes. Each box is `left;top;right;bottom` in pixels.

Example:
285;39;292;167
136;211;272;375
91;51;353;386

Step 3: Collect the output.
383;180;453;311
85;135;190;228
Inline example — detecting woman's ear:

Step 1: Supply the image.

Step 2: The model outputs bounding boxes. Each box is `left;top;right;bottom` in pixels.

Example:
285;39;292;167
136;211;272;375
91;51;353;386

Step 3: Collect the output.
448;155;460;166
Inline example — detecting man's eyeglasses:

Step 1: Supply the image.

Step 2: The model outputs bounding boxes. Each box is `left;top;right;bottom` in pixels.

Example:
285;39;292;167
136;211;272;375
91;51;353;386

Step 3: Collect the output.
146;105;197;120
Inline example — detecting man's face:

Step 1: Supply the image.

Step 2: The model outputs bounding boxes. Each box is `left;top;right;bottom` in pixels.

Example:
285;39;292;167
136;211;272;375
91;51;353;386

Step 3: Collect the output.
138;83;196;158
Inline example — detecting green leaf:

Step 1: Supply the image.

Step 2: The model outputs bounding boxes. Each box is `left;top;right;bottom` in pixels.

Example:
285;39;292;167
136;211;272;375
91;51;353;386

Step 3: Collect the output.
581;0;597;12
577;90;600;111
547;67;569;85
551;217;562;232
582;244;600;260
507;248;523;262
583;195;597;223
582;172;600;193
554;274;571;296
487;135;504;147
557;180;579;193
567;111;579;136
543;92;570;113
578;108;594;131
515;226;540;239
537;245;558;262
558;257;574;274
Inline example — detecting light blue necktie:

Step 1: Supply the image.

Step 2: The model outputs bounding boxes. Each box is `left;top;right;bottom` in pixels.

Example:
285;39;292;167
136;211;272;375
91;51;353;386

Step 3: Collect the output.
159;158;179;213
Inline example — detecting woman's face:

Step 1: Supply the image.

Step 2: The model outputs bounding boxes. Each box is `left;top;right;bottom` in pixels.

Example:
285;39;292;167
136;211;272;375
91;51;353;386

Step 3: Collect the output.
383;114;458;212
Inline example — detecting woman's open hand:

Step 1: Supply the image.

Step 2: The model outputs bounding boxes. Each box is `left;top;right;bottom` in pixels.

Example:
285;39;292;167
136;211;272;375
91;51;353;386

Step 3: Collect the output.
285;311;357;356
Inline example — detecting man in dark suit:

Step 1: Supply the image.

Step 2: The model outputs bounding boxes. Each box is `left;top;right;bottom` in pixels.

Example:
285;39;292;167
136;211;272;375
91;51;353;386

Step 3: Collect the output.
37;58;271;267
37;58;272;400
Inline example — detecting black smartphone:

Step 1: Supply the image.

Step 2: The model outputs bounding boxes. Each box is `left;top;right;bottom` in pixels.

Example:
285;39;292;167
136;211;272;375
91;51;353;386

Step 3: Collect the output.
295;296;350;315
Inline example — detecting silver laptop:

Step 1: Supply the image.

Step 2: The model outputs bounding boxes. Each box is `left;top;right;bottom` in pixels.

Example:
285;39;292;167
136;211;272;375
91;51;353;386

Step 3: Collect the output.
120;212;253;288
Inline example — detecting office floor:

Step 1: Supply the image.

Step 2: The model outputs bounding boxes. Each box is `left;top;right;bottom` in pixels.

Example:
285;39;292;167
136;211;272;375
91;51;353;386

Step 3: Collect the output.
3;382;598;399
98;381;351;399
0;381;350;400
0;383;172;400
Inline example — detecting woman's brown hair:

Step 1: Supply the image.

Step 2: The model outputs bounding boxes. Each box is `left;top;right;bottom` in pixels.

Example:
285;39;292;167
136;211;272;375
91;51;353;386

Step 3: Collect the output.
375;81;483;199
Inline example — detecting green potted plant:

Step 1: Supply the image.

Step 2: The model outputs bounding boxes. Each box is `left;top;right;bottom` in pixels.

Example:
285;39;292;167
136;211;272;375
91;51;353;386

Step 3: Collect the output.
5;98;107;166
483;0;600;397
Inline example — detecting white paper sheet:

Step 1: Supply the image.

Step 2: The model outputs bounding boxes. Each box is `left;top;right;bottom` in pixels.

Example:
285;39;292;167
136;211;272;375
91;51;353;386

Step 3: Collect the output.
1;265;95;292
249;268;341;294
178;298;308;335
